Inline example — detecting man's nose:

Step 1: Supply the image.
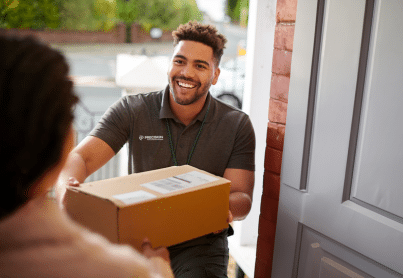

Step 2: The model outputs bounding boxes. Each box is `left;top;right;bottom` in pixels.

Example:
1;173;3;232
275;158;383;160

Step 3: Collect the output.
181;65;196;78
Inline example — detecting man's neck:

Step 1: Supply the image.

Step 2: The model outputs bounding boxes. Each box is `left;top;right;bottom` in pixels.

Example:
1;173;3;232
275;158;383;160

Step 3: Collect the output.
169;94;207;126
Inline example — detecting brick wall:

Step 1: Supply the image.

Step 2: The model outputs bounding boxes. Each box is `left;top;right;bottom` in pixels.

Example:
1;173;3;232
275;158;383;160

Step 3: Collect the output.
131;25;173;43
0;24;173;44
0;24;126;44
254;0;297;277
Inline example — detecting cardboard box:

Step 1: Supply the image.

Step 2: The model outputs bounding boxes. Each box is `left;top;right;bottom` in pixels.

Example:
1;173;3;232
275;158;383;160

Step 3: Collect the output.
65;165;231;250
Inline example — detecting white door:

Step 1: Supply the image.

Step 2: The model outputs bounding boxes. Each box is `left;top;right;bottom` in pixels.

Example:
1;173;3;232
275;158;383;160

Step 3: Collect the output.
272;0;403;277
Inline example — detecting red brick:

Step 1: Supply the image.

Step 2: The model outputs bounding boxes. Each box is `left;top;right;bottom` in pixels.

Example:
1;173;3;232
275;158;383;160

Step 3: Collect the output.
0;24;174;44
276;0;298;23
131;23;173;43
274;24;295;51
254;258;272;278
255;236;276;277
270;73;290;103
263;171;281;200
266;122;285;150
1;24;127;44
272;49;292;76
269;98;288;124
264;147;283;174
256;231;276;259
260;197;279;223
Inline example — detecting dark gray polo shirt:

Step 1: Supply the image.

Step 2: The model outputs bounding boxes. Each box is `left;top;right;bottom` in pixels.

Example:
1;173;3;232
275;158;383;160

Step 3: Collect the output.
90;86;255;177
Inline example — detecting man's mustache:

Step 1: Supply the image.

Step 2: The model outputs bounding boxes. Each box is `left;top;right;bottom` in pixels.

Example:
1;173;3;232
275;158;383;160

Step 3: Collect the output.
173;76;200;86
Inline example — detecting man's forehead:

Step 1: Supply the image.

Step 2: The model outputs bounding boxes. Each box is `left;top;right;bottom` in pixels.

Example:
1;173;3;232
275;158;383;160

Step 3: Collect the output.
172;40;215;62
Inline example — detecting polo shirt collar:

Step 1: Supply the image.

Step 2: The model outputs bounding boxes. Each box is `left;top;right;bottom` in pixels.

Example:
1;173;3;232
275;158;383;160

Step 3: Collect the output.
160;86;214;123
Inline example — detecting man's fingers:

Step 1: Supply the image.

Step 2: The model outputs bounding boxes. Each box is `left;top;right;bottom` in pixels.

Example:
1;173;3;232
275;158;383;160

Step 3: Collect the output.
214;210;233;234
68;177;80;187
141;238;152;251
227;210;233;223
141;238;171;263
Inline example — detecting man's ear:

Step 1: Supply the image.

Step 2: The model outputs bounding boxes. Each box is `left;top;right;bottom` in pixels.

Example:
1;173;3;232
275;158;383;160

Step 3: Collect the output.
212;67;220;85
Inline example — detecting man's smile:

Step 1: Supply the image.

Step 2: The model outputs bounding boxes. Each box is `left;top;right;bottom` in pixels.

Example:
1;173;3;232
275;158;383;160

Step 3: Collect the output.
177;81;196;89
174;77;199;90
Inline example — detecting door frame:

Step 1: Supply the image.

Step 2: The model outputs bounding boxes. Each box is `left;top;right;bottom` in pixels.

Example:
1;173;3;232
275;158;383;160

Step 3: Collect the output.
271;0;403;276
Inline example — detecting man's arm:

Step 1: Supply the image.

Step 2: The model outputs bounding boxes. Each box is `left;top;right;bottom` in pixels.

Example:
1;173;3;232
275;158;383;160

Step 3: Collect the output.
223;168;255;221
55;136;115;204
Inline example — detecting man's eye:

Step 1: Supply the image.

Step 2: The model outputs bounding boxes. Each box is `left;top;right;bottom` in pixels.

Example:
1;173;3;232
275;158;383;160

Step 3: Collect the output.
197;64;206;69
174;60;183;64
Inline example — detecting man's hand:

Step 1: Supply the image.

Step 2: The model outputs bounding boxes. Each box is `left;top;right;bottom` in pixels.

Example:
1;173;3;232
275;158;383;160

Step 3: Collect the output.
67;177;80;187
224;169;254;221
213;210;233;234
55;177;80;210
141;238;171;264
227;210;233;224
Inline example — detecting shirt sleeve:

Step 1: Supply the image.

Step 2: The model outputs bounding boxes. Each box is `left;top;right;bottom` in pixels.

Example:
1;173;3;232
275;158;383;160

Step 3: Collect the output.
89;96;132;154
226;114;256;171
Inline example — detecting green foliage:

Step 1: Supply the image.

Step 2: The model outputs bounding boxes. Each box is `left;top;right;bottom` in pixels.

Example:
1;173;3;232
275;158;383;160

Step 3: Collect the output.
226;0;249;25
139;0;178;32
116;0;202;32
170;0;202;30
0;0;13;28
55;0;116;31
1;0;60;29
93;0;117;31
236;0;249;26
56;0;98;31
116;0;144;24
226;0;238;20
1;0;203;33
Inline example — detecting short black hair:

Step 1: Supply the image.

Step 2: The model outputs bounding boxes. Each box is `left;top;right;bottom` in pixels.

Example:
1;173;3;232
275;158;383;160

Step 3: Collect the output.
0;36;78;219
172;21;227;66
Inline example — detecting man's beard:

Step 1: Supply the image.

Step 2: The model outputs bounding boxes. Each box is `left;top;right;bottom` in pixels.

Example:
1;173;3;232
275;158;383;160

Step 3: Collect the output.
168;76;211;106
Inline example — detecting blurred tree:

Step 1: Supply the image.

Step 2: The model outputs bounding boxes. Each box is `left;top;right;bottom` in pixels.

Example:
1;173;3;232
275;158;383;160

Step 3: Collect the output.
93;0;117;31
2;0;60;29
170;0;202;29
56;0;101;31
116;0;144;25
226;0;249;25
116;0;202;42
226;0;238;22
236;0;248;27
116;0;146;42
139;0;177;32
1;0;202;35
0;0;13;28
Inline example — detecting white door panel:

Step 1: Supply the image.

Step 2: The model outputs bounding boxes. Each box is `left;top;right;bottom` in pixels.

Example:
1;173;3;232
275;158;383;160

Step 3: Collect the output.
351;0;403;218
272;0;403;276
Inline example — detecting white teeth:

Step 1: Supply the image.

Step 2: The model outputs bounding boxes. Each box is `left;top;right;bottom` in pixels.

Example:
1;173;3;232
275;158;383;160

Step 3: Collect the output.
178;81;195;88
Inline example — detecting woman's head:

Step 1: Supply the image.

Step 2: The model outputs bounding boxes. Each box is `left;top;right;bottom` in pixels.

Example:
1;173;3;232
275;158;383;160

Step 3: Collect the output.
0;36;78;218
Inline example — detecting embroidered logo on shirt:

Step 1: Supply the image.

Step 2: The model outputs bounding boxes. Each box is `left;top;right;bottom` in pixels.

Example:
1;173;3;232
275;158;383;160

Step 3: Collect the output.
139;135;164;141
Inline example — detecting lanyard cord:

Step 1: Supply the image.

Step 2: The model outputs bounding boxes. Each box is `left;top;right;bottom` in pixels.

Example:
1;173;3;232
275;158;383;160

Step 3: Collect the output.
165;102;211;166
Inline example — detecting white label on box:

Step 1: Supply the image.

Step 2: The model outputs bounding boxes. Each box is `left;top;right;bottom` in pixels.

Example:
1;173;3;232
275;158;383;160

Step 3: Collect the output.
141;171;219;194
113;190;156;205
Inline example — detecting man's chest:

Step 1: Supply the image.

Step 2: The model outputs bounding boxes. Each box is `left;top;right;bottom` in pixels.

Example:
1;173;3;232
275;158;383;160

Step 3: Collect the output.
128;120;235;176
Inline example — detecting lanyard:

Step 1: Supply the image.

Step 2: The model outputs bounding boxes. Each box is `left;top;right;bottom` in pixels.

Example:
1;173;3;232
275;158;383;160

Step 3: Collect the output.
165;102;211;166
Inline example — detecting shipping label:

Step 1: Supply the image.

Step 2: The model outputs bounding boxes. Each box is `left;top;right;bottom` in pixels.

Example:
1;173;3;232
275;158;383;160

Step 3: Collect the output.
141;171;219;194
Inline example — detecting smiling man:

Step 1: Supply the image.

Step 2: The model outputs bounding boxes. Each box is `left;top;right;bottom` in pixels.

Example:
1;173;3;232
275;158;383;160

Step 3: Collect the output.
168;39;220;125
169;40;220;104
57;21;256;278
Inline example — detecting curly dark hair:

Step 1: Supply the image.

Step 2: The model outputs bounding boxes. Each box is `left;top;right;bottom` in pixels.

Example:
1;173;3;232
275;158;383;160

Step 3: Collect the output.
0;36;78;219
172;21;228;66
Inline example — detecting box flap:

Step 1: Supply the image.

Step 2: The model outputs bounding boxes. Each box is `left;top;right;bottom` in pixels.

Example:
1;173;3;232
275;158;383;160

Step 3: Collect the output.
65;187;119;243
